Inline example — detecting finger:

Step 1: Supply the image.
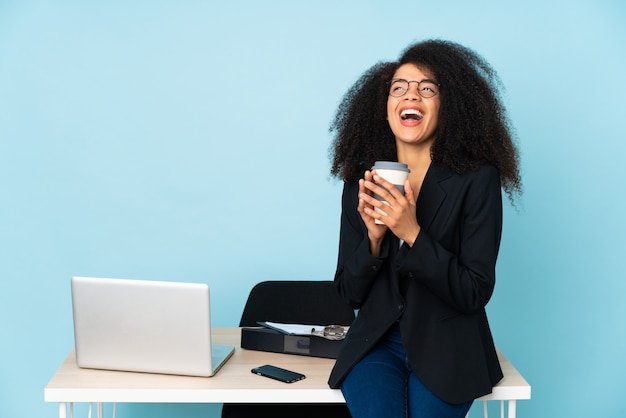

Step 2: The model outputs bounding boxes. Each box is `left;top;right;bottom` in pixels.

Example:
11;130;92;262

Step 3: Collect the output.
361;192;394;226
364;203;388;225
403;179;415;203
368;175;401;202
357;194;371;215
358;179;366;195
358;197;388;230
359;191;376;211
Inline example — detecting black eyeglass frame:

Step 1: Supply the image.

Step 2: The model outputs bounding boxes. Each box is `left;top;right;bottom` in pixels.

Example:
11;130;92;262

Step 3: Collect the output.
387;78;441;98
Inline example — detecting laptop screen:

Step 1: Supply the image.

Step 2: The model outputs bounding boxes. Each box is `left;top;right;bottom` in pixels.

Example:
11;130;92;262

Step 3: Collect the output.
71;276;233;377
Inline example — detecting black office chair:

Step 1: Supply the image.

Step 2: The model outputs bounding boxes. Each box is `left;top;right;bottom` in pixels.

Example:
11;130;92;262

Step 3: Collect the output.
221;280;354;418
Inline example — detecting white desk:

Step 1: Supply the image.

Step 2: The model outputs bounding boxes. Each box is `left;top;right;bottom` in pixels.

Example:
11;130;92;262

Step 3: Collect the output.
45;328;530;418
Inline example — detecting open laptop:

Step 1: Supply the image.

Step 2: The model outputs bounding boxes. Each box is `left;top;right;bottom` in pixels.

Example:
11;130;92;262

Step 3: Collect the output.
71;276;234;377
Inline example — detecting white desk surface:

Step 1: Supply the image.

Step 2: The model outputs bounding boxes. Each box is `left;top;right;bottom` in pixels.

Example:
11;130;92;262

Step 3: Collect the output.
45;327;530;404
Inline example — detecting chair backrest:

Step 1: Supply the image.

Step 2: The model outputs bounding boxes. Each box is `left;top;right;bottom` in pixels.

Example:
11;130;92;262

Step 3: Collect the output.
239;280;355;327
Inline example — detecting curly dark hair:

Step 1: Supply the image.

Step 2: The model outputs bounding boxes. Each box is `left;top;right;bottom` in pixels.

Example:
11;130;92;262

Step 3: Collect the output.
329;39;522;203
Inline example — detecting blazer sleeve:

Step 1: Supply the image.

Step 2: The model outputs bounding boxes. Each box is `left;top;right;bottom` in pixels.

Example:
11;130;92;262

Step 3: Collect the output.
333;181;391;308
395;165;503;313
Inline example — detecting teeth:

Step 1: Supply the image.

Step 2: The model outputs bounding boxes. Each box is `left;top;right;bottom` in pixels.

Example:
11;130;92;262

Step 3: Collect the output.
400;109;423;119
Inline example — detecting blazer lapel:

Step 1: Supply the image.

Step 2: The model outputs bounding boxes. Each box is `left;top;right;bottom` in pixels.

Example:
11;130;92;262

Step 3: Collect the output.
415;163;451;231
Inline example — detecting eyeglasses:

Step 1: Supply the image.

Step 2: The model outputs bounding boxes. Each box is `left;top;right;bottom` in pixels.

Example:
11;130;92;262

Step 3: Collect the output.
388;78;440;98
310;325;346;340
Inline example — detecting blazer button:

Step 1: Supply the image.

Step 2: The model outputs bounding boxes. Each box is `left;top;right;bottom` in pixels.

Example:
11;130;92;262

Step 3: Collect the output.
371;265;378;272
406;272;414;278
398;304;404;311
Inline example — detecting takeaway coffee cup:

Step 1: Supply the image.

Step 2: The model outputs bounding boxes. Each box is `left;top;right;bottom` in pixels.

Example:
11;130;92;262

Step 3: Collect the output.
370;161;411;225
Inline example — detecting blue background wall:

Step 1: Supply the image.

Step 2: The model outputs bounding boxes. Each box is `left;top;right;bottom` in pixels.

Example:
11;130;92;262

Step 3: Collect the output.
1;1;625;417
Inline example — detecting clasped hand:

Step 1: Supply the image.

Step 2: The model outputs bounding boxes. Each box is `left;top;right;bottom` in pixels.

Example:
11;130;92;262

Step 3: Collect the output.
358;170;420;247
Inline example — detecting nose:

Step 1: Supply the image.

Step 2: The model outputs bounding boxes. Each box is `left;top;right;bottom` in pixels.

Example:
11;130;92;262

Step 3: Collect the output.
404;82;422;100
404;90;422;101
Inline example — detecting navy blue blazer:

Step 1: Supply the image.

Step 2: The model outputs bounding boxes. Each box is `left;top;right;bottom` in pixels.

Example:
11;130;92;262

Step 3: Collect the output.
328;162;504;404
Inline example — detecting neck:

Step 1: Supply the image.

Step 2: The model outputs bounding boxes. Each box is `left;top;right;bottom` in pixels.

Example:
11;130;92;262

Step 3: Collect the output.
396;142;433;198
396;142;432;173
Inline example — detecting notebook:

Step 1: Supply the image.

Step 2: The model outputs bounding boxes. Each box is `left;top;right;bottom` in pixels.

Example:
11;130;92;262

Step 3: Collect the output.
71;276;234;377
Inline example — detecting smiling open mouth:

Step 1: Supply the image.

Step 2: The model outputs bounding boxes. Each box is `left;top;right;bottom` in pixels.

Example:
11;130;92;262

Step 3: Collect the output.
400;109;424;121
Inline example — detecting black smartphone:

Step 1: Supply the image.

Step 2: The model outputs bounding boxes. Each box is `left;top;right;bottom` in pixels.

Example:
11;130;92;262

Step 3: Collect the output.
251;364;306;383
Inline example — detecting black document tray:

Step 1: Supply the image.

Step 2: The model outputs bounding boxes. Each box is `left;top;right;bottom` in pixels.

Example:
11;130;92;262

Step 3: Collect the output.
240;327;343;359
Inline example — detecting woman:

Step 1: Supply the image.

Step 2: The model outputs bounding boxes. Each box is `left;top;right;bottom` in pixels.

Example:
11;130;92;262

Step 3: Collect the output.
327;39;522;418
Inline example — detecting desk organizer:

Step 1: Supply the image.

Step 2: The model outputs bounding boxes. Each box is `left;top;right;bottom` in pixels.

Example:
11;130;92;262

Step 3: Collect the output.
240;327;344;359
